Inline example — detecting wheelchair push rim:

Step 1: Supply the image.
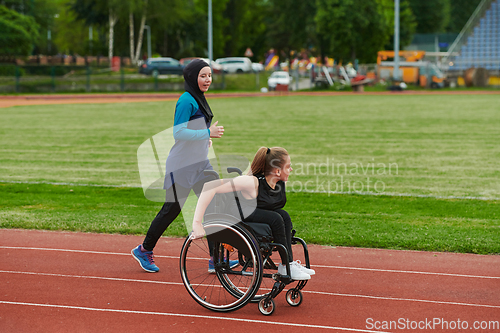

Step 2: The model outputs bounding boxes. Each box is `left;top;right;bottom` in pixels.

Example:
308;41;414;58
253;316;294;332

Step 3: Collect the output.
180;220;263;312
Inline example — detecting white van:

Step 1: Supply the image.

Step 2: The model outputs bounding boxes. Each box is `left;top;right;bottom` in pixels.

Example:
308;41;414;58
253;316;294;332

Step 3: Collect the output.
215;57;253;73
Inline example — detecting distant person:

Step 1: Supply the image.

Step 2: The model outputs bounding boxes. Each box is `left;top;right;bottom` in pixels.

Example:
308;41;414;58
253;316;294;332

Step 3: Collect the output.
132;59;230;273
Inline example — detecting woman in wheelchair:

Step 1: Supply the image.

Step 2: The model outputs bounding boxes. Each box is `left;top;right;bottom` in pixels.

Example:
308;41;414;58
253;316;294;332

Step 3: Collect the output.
192;147;315;280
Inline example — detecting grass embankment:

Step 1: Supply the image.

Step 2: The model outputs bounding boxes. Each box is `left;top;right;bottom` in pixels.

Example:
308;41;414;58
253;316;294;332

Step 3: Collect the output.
1;183;498;254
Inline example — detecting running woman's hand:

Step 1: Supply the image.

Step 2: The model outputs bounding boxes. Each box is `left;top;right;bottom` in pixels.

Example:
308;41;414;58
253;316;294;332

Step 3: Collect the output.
209;121;224;138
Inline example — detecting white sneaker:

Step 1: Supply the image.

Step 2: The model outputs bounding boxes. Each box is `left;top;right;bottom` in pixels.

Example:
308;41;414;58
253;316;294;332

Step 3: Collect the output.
293;260;315;276
278;263;311;280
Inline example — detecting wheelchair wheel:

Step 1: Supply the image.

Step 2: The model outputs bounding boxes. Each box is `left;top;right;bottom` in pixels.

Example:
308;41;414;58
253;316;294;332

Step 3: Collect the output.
180;219;263;312
258;297;275;315
286;289;302;307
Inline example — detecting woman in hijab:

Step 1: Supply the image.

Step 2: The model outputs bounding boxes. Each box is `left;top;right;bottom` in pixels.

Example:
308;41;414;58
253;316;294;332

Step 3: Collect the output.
132;59;228;273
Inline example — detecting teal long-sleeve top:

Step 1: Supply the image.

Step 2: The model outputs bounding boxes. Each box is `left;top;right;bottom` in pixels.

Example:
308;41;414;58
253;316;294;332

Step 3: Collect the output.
173;92;210;141
164;92;214;189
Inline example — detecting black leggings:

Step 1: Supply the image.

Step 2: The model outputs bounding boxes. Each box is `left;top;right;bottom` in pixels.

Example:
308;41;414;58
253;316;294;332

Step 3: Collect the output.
142;179;207;251
244;208;293;263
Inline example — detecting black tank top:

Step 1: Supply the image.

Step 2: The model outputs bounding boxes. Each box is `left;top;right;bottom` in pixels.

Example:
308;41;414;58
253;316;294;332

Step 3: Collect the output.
226;174;287;220
254;174;286;211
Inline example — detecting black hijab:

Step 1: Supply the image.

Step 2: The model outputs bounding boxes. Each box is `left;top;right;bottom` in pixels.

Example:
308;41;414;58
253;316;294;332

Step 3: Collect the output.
183;59;213;122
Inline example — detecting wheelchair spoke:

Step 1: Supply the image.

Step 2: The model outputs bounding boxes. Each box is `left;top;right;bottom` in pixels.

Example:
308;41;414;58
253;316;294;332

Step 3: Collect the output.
180;220;262;312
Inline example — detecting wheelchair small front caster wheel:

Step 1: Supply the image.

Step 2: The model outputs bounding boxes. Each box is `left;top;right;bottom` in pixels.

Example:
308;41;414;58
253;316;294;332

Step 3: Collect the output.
258;298;275;315
286;289;302;307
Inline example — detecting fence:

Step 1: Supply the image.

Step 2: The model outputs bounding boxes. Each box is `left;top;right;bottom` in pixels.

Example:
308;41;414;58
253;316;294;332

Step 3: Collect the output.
0;65;188;93
0;64;281;93
3;63;497;93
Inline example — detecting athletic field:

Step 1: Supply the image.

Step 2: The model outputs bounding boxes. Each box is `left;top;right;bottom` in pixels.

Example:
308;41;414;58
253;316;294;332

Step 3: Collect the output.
1;92;499;253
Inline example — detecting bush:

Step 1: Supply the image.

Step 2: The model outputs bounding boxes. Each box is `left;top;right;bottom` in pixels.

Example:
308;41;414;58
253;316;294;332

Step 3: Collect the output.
22;66;73;76
0;65;25;76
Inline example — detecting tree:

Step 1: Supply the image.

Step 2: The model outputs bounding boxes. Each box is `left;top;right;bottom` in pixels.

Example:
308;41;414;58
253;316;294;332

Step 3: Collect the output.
158;9;201;58
220;0;269;59
53;1;98;55
69;0;189;63
154;0;230;59
446;0;482;33
108;5;118;62
237;0;271;62
1;0;59;55
0;5;39;56
408;0;450;33
378;0;416;50
126;0;148;65
266;0;317;63
70;0;125;63
0;0;36;16
315;0;390;63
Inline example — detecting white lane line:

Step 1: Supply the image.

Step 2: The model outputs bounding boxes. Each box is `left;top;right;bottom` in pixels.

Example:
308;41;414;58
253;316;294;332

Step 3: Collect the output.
0;270;184;287
0;300;387;333
303;290;500;309
315;265;500;280
0;245;174;258
1;245;498;280
1;270;499;309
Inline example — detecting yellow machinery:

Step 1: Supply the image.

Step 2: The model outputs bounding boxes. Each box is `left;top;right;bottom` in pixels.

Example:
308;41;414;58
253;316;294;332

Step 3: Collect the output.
377;51;446;88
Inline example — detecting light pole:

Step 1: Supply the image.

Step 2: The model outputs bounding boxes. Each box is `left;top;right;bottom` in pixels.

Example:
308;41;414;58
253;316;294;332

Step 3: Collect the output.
144;25;152;59
394;0;400;81
208;0;213;68
47;29;51;54
89;25;93;55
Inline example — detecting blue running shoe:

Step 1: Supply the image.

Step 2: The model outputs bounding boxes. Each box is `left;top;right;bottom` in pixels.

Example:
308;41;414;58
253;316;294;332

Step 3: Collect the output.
208;257;239;273
132;245;159;273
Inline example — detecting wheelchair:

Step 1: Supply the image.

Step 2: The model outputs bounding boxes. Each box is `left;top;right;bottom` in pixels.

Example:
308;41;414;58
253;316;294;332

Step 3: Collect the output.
179;168;311;315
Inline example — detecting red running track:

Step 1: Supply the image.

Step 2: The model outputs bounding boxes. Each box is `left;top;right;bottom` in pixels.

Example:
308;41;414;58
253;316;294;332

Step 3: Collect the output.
0;229;498;332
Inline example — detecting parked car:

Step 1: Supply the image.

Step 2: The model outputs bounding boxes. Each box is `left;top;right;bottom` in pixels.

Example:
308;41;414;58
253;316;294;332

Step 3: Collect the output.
201;58;224;74
267;71;293;90
180;57;223;74
252;62;264;72
215;57;253;73
139;57;184;76
179;57;197;66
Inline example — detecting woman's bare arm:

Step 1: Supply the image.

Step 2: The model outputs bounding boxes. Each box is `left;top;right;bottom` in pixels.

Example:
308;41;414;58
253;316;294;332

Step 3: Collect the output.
192;175;258;238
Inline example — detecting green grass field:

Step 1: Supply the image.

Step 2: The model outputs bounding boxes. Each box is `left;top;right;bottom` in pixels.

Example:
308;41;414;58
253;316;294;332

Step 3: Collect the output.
1;94;499;254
